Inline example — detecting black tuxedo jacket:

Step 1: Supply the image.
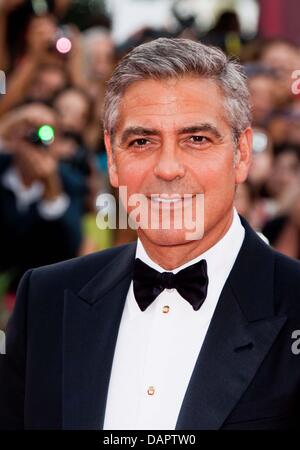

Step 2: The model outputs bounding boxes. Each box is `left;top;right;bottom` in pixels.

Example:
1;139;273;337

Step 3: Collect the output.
0;217;300;430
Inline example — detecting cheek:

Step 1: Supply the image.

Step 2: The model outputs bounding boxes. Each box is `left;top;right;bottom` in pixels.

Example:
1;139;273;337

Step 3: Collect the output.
115;156;147;192
118;172;143;192
190;151;235;194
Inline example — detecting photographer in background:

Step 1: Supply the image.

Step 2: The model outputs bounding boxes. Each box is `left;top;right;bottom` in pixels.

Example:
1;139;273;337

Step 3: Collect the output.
0;3;85;117
262;143;300;256
0;0;71;70
0;102;85;303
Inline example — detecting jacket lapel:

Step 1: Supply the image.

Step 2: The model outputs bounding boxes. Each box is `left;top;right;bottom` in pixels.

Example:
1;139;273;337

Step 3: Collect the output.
62;242;137;430
62;216;287;430
176;219;287;429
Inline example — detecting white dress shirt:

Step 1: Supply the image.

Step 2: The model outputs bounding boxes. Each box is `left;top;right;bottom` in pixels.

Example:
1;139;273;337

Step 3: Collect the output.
103;208;245;430
1;166;70;219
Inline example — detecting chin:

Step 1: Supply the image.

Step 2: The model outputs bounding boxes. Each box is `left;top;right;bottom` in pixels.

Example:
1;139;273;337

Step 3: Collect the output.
138;228;199;247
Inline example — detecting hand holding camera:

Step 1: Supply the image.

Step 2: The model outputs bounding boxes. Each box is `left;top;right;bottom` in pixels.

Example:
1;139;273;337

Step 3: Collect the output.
0;103;56;149
0;103;63;201
25;14;73;67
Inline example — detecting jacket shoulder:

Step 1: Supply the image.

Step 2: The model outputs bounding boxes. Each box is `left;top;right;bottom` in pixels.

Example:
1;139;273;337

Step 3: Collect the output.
274;249;300;282
273;249;300;314
27;241;137;294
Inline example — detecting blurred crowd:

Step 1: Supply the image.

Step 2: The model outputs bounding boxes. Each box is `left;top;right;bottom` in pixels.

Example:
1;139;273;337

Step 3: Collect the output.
1;0;300;327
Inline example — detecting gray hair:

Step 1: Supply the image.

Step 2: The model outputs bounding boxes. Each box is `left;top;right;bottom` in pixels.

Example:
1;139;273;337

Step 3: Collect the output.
103;38;251;143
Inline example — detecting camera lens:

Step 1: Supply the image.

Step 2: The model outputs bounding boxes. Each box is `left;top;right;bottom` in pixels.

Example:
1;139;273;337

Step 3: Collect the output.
37;125;55;145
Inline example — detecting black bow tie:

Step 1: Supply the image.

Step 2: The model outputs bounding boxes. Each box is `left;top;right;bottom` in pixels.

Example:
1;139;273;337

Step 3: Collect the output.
133;257;209;311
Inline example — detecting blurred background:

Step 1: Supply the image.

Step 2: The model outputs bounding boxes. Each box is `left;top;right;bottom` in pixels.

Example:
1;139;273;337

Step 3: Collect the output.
1;0;300;328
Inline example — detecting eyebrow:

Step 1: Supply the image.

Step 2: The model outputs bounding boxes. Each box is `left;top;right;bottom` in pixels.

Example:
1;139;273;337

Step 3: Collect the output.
178;124;223;140
119;123;223;146
119;127;160;146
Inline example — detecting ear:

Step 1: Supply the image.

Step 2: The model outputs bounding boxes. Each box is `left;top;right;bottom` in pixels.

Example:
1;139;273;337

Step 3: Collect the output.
104;130;119;188
234;127;253;185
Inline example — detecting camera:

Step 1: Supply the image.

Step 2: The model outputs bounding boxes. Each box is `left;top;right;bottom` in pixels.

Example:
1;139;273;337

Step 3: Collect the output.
49;26;72;57
26;125;55;149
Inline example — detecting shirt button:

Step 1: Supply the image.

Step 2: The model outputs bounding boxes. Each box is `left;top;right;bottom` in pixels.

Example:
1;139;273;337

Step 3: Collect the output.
162;305;170;314
147;386;155;396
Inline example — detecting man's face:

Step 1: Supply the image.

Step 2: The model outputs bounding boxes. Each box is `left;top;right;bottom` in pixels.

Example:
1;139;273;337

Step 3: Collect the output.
105;76;251;246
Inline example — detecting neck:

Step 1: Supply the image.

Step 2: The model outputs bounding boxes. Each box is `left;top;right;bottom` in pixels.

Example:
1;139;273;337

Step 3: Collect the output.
137;209;234;270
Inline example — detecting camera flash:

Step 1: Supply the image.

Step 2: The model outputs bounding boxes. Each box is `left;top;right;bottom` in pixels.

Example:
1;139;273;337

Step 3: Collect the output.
38;125;55;145
56;37;72;54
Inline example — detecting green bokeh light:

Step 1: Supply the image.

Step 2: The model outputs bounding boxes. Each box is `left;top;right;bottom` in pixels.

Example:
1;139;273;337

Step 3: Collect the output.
38;125;55;144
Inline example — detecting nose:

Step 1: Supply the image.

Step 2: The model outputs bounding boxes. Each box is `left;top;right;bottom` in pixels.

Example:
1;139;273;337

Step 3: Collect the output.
153;147;185;181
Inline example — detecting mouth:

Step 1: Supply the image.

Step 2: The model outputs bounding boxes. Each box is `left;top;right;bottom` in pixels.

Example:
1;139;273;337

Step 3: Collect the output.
146;194;196;206
150;195;183;204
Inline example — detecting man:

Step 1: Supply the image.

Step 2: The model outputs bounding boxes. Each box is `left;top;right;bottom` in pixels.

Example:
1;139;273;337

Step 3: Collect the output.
0;38;300;430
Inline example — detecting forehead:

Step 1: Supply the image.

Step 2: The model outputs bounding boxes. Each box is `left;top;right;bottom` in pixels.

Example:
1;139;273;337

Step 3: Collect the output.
262;44;299;67
89;37;114;54
116;76;228;131
56;91;88;109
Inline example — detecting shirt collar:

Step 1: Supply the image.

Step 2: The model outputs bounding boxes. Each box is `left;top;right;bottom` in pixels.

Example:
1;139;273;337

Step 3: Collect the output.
135;208;244;274
127;208;245;318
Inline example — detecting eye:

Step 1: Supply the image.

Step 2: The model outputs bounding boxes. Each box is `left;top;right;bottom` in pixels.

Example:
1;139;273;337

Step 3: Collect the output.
129;138;150;147
189;135;209;144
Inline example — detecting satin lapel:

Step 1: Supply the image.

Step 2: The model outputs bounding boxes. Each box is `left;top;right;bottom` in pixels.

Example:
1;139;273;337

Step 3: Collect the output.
175;282;286;429
176;219;287;430
62;242;136;430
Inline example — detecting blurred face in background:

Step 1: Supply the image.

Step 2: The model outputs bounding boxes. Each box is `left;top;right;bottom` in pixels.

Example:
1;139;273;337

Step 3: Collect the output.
266;149;300;197
285;100;300;145
28;65;67;102
54;88;90;135
260;42;300;106
85;35;115;82
268;100;300;147
248;74;276;126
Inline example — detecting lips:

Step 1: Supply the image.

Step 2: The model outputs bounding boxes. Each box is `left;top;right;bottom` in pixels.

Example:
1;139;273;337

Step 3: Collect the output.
150;195;182;204
146;194;196;208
